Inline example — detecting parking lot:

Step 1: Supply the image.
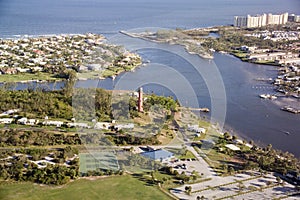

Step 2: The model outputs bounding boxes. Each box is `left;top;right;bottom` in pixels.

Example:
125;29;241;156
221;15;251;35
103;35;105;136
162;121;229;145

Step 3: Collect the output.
171;171;298;200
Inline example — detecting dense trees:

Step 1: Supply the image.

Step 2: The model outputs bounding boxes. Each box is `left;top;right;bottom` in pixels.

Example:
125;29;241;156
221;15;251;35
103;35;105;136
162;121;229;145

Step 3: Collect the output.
0;87;113;121
0;85;178;122
0;88;72;119
0;147;79;185
215;134;300;176
0;162;78;185
143;94;178;112
108;133;161;146
0;129;81;147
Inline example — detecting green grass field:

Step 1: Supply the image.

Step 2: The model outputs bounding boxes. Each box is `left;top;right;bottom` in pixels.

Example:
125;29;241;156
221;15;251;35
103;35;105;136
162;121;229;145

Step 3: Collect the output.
0;72;59;82
0;175;171;200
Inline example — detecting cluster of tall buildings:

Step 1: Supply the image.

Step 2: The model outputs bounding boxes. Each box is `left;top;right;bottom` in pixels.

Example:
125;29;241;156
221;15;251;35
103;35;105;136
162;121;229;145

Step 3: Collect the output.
234;13;289;28
288;14;300;23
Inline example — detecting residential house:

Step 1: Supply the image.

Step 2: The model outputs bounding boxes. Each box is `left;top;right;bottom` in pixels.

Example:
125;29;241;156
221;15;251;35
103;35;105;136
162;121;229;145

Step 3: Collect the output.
43;120;64;127
67;122;90;129
17;117;28;125
115;123;134;130
0;118;14;124
187;125;206;134
94;122;111;130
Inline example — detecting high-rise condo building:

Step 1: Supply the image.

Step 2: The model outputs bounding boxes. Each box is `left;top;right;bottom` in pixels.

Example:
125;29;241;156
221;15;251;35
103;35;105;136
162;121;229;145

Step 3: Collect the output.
234;12;288;28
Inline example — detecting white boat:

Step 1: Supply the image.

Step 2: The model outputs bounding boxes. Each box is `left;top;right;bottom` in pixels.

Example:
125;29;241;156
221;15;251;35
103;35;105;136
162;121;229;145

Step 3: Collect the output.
259;94;277;100
259;94;268;99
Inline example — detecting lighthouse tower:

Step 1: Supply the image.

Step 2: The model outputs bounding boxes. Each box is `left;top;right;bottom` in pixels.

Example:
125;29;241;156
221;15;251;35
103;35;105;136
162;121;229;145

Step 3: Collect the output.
138;87;143;112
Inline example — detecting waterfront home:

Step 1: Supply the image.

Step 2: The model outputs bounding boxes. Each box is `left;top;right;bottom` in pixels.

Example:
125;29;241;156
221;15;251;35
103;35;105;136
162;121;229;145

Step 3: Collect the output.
248;52;298;62
225;144;241;151
275;58;300;65
0;67;17;74
31;66;43;72
16;67;31;73
274;78;284;85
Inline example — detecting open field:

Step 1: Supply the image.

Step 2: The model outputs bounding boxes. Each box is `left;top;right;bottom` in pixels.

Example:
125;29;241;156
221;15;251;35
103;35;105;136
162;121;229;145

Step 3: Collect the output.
0;175;171;200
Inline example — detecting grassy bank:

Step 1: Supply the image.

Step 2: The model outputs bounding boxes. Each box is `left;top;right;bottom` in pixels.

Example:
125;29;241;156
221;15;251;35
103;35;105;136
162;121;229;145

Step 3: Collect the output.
0;175;171;200
0;72;60;83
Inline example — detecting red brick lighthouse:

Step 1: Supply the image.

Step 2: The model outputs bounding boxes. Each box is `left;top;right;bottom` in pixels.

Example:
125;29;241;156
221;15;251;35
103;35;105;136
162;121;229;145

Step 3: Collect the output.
138;87;143;112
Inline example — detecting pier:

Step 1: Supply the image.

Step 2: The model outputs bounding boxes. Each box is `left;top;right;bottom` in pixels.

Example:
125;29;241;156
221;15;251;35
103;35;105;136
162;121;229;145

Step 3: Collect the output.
180;107;210;112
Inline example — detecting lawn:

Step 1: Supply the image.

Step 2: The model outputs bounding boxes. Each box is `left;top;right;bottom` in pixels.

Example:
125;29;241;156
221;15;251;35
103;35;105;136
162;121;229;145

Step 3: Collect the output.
0;72;59;82
0;175;171;200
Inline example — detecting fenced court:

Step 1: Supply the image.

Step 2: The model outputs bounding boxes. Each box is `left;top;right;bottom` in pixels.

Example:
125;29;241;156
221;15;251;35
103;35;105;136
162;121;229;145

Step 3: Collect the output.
79;151;119;174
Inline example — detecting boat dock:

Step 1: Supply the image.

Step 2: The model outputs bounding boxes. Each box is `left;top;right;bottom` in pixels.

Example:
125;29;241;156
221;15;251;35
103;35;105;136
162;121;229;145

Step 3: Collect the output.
180;107;210;112
281;106;300;114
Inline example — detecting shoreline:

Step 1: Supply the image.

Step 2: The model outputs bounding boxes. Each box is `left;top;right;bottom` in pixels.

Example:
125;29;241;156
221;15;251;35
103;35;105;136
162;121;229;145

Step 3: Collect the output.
120;30;214;59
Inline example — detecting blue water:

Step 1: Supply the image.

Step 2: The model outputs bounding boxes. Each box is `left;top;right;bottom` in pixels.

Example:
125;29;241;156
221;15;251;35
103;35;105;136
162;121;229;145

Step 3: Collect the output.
0;0;299;157
0;0;299;37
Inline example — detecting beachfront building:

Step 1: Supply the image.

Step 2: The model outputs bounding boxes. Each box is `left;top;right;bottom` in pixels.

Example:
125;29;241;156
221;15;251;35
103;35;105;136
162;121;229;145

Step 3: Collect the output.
288;14;300;22
234;12;288;28
140;149;174;162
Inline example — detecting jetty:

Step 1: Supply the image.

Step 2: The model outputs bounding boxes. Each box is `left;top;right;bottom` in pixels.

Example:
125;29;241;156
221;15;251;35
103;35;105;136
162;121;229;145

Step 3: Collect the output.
180;107;210;112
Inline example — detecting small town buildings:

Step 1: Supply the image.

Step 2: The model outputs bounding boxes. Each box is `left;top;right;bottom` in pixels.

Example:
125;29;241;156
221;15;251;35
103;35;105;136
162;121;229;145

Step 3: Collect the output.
248;52;299;62
225;144;241;151
17;117;28;125
0;109;19;117
43;120;64;127
94;122;111;130
28;119;39;125
0;118;14;124
187;125;206;134
67;122;90;129
288;14;300;22
115;123;134;130
275;58;300;65
17;118;39;125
